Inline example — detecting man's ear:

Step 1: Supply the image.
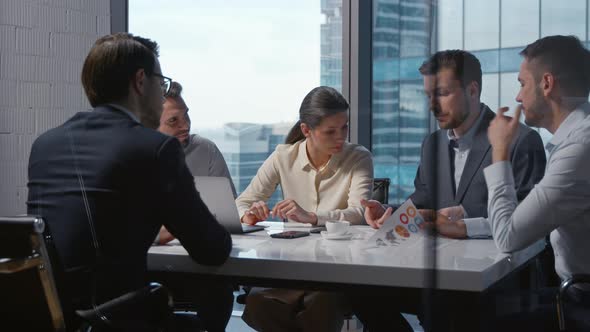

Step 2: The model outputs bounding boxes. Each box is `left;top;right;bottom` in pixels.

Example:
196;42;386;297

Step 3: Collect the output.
469;81;480;99
540;72;555;97
301;122;311;138
131;68;146;95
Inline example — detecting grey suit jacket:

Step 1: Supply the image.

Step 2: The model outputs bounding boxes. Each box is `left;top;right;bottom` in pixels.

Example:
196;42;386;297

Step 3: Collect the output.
409;104;546;218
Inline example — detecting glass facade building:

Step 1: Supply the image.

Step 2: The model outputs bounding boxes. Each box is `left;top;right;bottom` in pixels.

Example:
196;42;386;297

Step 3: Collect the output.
321;0;344;92
371;0;433;204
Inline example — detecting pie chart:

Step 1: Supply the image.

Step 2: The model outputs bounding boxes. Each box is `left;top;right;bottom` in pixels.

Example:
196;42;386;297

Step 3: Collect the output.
395;225;410;238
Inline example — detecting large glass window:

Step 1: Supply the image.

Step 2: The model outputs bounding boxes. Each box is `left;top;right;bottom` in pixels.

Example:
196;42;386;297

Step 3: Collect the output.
481;73;499;112
541;0;586;38
130;0;342;207
464;0;499;50
437;0;463;50
501;0;539;48
437;0;590;153
372;0;433;204
499;72;519;109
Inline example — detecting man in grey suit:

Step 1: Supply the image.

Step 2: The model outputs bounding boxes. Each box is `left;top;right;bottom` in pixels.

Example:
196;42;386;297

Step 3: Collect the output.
354;50;547;332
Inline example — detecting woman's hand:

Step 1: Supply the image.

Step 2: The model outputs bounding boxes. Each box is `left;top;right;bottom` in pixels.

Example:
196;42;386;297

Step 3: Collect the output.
241;200;270;225
271;199;318;225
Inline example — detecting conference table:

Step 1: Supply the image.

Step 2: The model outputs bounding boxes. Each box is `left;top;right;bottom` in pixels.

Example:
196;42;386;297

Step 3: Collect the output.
148;225;545;293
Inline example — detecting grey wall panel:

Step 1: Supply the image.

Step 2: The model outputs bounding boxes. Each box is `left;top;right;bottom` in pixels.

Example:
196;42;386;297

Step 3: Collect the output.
0;0;113;215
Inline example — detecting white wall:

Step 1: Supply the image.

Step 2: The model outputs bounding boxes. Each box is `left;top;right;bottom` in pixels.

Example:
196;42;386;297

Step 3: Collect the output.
0;0;111;215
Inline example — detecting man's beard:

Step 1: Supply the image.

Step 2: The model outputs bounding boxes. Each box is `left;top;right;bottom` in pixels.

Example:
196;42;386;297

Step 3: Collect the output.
523;88;548;127
434;98;471;130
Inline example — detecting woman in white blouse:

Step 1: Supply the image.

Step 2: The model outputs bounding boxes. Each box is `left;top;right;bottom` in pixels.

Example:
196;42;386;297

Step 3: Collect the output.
238;86;374;332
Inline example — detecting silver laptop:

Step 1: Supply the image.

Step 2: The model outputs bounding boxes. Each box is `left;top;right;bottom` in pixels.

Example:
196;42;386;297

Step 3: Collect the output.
194;176;265;234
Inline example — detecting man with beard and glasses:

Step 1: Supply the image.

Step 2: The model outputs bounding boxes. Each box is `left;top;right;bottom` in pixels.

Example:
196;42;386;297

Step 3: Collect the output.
351;50;547;332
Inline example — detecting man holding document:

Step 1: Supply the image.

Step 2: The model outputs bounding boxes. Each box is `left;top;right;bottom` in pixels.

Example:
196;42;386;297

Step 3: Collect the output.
354;50;547;331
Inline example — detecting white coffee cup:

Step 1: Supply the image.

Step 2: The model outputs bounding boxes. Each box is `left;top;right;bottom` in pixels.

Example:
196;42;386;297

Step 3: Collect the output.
325;220;350;235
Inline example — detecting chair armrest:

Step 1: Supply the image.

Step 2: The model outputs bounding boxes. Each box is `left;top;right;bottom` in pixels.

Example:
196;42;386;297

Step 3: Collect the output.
0;254;42;273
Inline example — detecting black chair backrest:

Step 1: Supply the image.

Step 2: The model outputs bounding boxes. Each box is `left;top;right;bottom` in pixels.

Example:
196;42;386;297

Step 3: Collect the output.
372;178;391;204
0;216;67;331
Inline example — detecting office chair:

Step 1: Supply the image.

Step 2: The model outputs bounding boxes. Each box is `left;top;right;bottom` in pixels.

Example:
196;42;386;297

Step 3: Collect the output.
372;177;390;204
557;274;590;331
1;215;178;332
0;216;67;331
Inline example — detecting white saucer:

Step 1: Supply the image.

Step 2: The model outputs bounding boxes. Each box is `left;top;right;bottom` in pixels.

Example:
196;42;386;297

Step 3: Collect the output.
320;231;353;240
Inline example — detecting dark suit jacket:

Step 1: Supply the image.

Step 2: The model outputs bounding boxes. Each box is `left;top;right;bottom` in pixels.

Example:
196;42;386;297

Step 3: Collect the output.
409;104;546;218
27;106;232;307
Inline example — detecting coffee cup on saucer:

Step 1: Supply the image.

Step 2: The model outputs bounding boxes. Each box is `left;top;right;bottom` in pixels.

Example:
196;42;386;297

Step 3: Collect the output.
325;220;350;236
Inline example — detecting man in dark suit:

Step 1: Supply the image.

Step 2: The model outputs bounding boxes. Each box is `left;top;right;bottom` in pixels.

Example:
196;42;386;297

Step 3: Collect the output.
27;33;232;331
354;50;547;331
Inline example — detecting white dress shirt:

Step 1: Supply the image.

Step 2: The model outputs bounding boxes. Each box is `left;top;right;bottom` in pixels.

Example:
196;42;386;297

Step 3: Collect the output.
235;140;374;226
485;103;590;280
447;107;491;238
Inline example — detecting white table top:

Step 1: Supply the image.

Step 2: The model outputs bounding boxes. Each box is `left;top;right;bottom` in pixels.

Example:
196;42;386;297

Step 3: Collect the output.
148;226;545;292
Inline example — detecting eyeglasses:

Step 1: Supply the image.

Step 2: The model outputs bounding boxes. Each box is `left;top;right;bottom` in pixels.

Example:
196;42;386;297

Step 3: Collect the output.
152;73;172;95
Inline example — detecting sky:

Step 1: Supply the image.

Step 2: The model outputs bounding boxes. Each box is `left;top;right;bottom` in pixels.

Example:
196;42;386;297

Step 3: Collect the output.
129;0;324;130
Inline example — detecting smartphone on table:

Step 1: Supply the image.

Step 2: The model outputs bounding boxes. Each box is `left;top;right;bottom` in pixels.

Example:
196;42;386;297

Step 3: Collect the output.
309;226;326;234
270;230;310;239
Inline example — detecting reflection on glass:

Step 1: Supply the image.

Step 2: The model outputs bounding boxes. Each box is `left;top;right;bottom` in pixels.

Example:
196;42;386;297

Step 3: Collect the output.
464;0;499;50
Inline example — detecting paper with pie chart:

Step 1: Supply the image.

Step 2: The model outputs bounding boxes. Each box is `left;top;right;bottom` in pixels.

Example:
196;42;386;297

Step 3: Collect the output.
368;198;425;247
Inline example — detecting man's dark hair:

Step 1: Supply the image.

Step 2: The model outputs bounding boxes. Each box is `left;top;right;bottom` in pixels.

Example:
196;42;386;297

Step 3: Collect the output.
81;33;160;107
520;35;590;98
165;81;183;99
419;50;482;97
